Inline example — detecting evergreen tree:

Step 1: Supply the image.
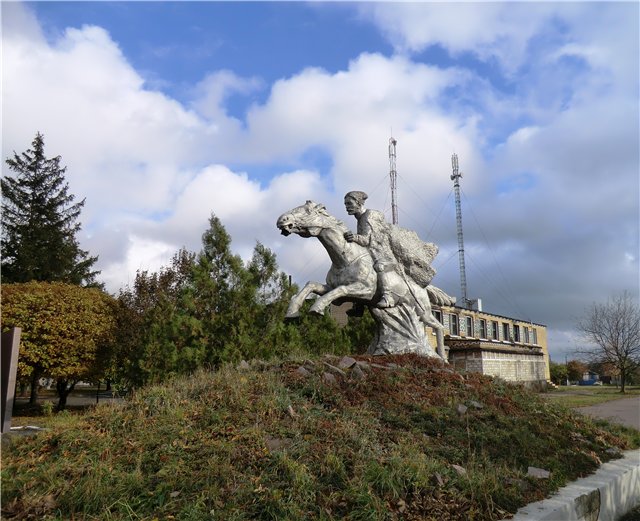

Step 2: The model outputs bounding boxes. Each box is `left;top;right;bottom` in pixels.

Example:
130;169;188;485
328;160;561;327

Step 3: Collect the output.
112;214;357;388
2;132;99;285
114;248;204;387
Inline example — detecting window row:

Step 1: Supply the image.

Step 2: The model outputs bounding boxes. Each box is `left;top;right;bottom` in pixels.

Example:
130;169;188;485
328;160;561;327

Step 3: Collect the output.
432;310;538;345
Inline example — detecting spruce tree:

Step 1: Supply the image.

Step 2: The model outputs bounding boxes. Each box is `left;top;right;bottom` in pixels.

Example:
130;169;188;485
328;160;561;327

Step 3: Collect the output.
2;132;99;285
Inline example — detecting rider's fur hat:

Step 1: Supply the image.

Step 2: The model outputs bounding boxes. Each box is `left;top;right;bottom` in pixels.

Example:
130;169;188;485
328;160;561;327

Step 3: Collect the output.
345;191;368;204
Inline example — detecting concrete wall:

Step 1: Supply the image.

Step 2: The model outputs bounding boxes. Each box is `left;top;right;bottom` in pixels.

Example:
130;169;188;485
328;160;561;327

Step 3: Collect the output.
449;349;548;383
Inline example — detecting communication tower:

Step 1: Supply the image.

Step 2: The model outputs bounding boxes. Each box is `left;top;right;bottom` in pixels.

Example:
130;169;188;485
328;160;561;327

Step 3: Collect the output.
451;153;470;308
389;137;399;225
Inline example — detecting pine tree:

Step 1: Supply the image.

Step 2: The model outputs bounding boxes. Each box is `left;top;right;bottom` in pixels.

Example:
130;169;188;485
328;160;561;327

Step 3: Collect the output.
2;132;99;285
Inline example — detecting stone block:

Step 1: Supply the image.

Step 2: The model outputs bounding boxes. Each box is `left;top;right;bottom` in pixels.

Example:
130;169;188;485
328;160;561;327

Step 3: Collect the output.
1;328;21;434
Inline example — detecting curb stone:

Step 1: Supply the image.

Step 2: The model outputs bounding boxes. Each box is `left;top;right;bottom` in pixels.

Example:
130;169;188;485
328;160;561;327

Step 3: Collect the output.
504;449;640;521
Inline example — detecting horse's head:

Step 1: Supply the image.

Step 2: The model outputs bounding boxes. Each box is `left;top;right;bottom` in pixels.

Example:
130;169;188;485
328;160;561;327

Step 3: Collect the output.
277;200;338;238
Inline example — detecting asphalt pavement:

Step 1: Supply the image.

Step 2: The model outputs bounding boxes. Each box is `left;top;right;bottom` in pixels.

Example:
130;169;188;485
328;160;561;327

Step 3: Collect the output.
575;396;640;430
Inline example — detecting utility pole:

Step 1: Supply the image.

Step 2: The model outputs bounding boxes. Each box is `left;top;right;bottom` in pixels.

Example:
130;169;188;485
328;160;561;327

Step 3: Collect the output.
389;137;399;225
451;153;470;308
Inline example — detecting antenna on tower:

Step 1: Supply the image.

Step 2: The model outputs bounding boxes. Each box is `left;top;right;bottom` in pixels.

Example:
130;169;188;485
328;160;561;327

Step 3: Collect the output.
451;153;471;309
389;136;398;225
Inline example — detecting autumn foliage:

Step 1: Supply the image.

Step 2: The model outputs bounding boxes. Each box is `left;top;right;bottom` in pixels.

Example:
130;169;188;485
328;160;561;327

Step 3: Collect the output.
1;281;116;407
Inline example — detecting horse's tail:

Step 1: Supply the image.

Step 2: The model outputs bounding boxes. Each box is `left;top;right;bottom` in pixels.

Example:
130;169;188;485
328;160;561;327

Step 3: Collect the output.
427;285;456;307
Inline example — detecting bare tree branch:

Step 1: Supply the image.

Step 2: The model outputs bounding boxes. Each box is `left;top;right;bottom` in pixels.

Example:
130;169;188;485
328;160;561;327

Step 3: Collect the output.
576;291;640;393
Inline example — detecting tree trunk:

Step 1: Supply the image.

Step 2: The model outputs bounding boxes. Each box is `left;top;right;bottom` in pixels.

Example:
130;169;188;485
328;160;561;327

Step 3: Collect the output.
55;379;77;411
620;368;626;394
29;371;41;405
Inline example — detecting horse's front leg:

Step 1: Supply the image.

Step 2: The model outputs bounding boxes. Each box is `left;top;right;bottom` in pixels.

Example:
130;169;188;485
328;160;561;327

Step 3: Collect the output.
308;283;371;316
286;281;330;319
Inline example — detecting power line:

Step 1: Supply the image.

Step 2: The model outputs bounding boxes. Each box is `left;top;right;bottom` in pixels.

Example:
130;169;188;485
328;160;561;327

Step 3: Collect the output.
464;250;530;321
396;172;439;220
366;172;391;199
459;187;529;320
433;248;459;271
426;189;453;242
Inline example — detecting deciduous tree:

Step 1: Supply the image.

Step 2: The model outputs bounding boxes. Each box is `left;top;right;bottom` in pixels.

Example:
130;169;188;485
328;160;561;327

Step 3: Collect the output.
1;282;117;409
576;291;640;393
549;361;569;386
566;359;588;383
2;132;99;285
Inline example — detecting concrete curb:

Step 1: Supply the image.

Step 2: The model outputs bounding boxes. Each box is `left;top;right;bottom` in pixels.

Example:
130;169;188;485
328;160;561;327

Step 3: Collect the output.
506;449;640;521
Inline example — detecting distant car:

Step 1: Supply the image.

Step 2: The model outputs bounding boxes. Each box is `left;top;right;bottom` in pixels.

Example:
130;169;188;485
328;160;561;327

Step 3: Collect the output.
593;381;603;386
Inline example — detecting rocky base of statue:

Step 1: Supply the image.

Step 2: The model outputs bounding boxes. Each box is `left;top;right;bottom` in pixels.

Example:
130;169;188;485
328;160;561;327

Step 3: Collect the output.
368;304;441;357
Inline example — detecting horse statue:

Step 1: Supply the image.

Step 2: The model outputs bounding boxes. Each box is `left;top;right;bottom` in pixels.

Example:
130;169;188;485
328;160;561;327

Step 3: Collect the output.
276;200;453;359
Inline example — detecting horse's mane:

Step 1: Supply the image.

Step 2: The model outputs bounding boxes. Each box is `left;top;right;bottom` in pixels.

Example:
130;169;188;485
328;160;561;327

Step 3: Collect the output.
307;202;349;232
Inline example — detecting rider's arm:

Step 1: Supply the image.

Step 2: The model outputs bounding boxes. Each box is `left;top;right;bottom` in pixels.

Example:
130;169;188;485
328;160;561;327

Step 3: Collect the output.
345;217;372;246
344;230;370;245
350;232;371;247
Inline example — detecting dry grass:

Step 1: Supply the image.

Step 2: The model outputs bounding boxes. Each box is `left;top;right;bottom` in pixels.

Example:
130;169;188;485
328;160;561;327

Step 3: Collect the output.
3;354;639;520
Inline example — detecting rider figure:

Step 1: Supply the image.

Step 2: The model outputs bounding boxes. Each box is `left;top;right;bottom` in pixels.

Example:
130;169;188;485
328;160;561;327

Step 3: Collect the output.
343;191;398;308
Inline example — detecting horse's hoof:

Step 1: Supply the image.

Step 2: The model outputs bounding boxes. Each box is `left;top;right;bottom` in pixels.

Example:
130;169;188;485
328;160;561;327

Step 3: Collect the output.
308;307;324;316
284;313;300;323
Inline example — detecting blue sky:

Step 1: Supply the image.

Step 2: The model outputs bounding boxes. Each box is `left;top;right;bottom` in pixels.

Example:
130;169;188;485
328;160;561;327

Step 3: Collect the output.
33;3;393;117
3;1;639;360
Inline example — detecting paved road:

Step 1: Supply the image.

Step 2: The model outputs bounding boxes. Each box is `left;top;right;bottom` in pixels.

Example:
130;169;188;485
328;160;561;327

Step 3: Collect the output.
575;396;640;430
13;393;123;409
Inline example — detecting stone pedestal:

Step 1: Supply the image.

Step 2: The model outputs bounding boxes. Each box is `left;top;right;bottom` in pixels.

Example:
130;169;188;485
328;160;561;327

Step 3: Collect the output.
368;304;440;358
2;328;21;434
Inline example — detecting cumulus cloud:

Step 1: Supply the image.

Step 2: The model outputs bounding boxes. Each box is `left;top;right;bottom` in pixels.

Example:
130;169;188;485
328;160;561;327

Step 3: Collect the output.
191;69;263;121
2;2;638;361
354;2;638;354
358;3;560;72
3;4;479;295
3;9;208;222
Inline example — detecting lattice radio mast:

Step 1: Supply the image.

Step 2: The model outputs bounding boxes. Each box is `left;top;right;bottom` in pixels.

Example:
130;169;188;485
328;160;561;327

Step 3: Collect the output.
389;136;399;225
451;153;470;308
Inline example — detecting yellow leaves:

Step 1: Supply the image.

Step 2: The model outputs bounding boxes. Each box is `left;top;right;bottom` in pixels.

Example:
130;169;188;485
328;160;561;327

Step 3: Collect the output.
1;282;117;380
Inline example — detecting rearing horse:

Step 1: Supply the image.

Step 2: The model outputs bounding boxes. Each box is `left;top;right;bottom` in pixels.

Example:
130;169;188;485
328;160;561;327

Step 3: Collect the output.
277;200;447;358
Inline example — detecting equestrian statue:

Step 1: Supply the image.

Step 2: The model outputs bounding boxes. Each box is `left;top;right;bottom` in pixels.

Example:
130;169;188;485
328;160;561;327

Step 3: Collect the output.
276;192;455;359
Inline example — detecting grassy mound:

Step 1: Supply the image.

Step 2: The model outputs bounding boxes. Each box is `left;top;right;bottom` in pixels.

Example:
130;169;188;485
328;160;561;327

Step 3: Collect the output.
3;354;639;520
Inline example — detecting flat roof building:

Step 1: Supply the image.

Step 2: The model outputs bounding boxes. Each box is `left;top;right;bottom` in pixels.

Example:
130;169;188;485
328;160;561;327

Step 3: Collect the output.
429;304;549;385
330;302;550;385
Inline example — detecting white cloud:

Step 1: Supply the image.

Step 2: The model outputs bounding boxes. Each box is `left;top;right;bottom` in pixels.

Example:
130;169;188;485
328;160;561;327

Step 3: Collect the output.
358;3;559;72
3;6;481;295
3;8;211;222
191;69;263;121
100;235;176;291
2;2;637;363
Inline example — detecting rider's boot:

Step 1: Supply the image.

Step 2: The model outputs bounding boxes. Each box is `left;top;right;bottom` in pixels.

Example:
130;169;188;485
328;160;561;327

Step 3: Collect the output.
376;292;397;308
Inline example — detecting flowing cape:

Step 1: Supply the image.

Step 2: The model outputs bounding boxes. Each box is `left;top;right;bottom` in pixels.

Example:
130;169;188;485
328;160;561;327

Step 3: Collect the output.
387;225;438;287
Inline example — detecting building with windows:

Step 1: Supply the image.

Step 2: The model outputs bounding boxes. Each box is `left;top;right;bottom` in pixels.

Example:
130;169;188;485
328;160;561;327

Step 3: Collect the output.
427;304;550;384
330;301;550;385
